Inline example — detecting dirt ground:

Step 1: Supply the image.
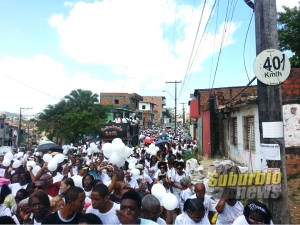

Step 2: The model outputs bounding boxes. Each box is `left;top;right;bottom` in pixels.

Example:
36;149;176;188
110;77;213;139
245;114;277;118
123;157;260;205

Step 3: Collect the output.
288;176;300;224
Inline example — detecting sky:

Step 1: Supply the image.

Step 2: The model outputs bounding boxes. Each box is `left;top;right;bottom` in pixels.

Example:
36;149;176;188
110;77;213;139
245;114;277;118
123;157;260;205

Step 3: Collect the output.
0;0;299;115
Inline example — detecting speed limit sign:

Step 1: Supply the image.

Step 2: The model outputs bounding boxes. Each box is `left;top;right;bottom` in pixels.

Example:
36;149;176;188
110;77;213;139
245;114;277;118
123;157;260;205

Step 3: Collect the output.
253;49;291;85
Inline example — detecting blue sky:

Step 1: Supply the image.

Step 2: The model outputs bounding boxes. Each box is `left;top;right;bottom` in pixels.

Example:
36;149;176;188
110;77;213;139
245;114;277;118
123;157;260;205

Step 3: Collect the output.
0;0;298;115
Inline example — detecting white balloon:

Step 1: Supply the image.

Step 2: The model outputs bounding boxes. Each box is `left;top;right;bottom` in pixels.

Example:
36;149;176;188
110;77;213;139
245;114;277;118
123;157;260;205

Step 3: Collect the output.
48;160;58;171
72;175;83;187
2;158;11;167
146;148;151;154
109;152;123;165
150;149;157;156
149;144;155;150
162;193;178;210
53;154;65;163
27;161;36;168
17;152;24;158
151;184;167;200
119;146;131;158
63;149;68;155
35;152;40;156
131;168;140;176
112;138;123;145
12;160;22;168
113;142;125;153
62;145;68;150
90;142;96;146
128;163;135;169
4;152;13;160
43;154;52;163
155;147;159;151
116;160;125;167
32;166;41;176
90;145;98;152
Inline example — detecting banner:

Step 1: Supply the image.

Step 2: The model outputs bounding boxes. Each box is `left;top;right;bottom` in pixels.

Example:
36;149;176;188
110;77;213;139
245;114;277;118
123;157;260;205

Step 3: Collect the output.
98;123;128;140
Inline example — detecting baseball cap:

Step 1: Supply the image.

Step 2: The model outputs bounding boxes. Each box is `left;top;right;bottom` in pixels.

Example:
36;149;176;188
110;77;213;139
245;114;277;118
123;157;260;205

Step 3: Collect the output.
78;165;89;170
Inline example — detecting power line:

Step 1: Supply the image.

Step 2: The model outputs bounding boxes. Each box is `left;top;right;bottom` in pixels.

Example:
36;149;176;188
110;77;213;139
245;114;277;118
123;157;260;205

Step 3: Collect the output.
1;73;61;99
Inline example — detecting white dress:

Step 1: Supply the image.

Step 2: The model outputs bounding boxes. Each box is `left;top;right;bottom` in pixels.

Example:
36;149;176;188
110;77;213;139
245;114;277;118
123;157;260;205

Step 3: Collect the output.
216;201;244;225
175;212;210;225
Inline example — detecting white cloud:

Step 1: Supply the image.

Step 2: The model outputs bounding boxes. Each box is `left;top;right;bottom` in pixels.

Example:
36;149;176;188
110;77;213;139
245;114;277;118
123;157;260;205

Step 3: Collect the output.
0;54;141;114
64;1;74;7
277;0;299;12
49;0;238;84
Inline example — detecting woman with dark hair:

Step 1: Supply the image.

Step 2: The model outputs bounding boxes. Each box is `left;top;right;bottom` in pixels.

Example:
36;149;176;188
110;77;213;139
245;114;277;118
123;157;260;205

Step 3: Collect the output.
59;177;74;197
9;172;31;195
0;184;11;216
109;181;126;204
10;173;19;184
19;190;52;225
82;174;95;198
26;182;36;195
154;162;170;192
146;155;160;180
175;198;210;224
232;201;273;225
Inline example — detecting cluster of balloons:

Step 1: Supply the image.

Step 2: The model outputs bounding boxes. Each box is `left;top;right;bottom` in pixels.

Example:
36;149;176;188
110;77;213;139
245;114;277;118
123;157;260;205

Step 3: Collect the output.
145;144;159;156
2;152;25;169
151;184;179;210
102;138;133;167
41;153;65;172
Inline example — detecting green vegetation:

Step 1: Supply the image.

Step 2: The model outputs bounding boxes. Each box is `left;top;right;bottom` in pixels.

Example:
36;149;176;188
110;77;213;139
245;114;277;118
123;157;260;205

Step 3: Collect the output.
37;89;109;144
278;4;300;67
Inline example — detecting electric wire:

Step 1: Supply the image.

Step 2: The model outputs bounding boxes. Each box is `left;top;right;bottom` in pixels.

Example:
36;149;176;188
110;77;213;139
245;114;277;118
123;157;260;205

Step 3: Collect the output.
1;73;61;99
243;11;254;82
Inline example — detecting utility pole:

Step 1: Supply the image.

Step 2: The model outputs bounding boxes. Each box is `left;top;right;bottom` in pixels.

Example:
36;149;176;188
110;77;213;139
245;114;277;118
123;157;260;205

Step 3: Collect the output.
165;81;182;136
180;103;186;124
255;0;290;223
19;107;32;147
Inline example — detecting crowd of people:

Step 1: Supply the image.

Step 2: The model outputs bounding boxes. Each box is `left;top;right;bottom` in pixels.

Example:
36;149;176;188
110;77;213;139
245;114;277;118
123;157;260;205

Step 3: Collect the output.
0;126;274;225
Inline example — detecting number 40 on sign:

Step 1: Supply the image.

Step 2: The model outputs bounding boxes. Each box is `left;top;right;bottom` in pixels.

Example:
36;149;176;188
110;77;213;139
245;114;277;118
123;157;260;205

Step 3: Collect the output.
253;49;291;85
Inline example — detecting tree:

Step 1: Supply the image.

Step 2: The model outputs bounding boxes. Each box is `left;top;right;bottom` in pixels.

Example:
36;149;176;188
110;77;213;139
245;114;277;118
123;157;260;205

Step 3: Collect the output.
36;89;109;144
278;4;300;67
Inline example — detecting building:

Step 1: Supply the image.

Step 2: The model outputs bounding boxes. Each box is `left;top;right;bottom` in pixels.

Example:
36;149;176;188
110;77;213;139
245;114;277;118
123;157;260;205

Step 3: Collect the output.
100;92;143;123
189;68;300;175
142;96;166;126
138;102;157;128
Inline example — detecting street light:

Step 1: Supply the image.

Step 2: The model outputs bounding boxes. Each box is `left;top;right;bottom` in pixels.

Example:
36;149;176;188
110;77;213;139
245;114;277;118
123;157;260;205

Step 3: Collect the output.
19;107;32;147
163;90;177;136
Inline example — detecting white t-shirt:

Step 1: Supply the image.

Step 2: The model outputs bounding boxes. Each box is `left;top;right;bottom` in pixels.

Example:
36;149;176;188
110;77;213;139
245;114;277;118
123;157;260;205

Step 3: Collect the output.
232;215;274;225
156;217;167;225
179;188;193;212
124;178;139;189
216;201;244;225
171;172;187;193
53;172;64;183
0;204;11;216
9;183;28;195
174;212;210;225
189;194;214;218
146;161;158;180
86;202;120;225
99;173;111;184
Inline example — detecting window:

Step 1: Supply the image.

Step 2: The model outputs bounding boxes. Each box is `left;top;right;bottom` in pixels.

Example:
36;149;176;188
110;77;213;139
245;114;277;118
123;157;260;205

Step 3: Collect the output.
115;99;119;104
244;117;255;151
232;118;237;145
142;105;146;109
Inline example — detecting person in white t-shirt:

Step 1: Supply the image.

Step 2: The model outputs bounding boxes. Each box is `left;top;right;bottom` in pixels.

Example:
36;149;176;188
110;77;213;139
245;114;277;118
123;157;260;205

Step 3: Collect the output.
141;194;168;225
175;198;210;225
232;201;273;225
124;171;141;191
216;188;244;225
86;184;121;224
179;177;193;212
189;183;214;222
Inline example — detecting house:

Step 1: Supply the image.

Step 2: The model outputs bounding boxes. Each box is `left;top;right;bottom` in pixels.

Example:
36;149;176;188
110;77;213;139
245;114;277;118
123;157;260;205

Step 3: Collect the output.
139;102;157;128
189;68;300;175
100;92;143;123
142;96;166;126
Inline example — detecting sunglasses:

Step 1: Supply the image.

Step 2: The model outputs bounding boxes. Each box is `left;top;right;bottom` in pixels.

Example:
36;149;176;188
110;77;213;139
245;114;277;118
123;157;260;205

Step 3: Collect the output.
35;185;44;189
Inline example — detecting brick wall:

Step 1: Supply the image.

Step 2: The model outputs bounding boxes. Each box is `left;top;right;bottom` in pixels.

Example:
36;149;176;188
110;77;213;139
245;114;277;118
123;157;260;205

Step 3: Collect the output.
286;154;300;175
143;96;166;125
100;93;143;111
282;68;300;102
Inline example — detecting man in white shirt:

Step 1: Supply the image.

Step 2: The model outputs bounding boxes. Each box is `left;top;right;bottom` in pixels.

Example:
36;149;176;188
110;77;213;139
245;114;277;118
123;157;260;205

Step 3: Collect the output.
189;183;214;223
86;184;120;224
141;194;168;225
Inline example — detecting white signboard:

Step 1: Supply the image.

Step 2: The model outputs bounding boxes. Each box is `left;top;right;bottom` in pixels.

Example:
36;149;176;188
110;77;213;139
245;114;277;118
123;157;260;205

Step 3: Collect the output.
164;118;170;124
262;121;284;138
260;144;281;160
253;49;291;85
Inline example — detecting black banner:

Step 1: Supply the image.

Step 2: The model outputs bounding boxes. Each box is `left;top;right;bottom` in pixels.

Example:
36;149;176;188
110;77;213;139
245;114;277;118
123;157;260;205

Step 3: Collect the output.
98;123;128;140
